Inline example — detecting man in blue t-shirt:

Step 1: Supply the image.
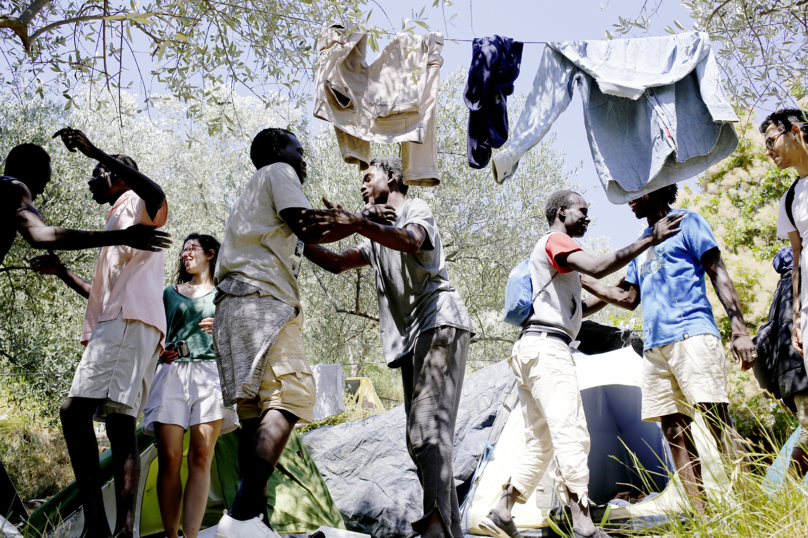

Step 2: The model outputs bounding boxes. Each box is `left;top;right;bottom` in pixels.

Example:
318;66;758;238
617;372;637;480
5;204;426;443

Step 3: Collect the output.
582;184;755;513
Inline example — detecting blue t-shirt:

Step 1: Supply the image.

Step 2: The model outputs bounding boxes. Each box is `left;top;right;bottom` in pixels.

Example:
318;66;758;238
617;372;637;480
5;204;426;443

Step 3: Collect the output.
625;209;720;350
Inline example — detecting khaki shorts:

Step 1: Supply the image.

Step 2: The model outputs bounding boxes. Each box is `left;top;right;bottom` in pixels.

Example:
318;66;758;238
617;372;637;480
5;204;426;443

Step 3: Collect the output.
236;315;315;423
69;311;161;420
794;394;808;448
641;333;729;421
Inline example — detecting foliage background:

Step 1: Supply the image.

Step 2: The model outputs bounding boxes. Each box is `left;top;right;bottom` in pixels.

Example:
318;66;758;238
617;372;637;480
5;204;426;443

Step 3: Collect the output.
0;72;582;421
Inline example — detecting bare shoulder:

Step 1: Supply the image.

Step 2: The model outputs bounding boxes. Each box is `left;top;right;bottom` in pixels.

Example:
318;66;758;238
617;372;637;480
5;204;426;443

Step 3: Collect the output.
1;177;32;205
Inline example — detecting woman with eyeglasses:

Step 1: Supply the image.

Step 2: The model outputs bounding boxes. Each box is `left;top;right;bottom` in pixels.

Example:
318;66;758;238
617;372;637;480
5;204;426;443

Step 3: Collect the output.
142;233;238;538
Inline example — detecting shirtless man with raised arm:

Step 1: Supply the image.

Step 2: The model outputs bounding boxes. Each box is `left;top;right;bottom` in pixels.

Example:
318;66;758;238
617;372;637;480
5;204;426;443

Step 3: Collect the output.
0;142;170;267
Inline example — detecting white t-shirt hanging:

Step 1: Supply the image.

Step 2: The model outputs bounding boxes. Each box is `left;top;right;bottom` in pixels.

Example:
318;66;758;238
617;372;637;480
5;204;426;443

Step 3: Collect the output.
777;176;808;310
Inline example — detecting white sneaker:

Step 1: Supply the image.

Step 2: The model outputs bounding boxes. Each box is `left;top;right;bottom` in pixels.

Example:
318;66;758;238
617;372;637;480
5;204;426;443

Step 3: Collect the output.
215;511;281;538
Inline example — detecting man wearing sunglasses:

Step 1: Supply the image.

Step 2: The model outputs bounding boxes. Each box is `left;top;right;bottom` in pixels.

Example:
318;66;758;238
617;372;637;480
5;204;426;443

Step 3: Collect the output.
761;108;808;478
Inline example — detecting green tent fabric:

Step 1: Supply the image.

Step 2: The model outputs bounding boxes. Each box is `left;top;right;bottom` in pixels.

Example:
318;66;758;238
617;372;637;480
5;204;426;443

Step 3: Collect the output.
27;427;344;536
26;425;155;533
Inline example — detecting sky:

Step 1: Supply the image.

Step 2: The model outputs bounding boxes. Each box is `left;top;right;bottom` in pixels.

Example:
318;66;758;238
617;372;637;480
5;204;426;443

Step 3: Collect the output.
348;0;699;247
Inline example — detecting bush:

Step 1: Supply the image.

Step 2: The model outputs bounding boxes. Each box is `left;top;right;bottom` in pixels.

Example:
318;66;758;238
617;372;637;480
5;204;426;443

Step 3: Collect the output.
0;398;73;502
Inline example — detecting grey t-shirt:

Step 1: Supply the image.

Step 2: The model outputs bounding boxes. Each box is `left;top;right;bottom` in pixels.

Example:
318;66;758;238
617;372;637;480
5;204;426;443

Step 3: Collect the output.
359;198;475;367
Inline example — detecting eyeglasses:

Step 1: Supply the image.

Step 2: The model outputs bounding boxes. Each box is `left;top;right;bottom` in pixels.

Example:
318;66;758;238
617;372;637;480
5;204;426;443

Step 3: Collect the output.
181;245;203;255
766;130;788;151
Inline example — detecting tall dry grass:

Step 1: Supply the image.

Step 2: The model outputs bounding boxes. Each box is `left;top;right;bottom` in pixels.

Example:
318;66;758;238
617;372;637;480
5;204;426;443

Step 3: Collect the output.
0;397;73;504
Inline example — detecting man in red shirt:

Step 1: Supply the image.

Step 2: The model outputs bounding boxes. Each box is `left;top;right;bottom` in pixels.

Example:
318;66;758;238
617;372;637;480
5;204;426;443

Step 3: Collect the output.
480;190;682;538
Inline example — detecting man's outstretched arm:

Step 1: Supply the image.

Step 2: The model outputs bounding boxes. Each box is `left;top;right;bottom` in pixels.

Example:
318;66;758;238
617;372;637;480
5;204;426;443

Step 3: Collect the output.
31;251;90;298
13;182;171;252
54;128;166;220
564;213;683;279
291;201;425;253
701;247;756;371
303;245;368;274
581;296;609;317
580;276;641;311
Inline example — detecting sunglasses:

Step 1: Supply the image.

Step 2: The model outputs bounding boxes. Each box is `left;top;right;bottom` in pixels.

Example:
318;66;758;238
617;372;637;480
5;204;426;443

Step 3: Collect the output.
766;130;788;151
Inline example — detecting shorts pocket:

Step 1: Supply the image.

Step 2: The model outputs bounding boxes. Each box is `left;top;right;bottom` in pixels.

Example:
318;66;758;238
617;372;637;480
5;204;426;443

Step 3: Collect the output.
374;102;420;119
269;358;315;409
269;357;312;379
325;81;356;110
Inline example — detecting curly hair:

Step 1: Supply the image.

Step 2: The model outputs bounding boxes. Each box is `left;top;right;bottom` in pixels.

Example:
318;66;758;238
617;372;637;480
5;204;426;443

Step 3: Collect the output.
656;184;678;206
369;155;407;195
4;143;51;184
175;233;221;284
759;108;808;140
250;128;295;170
544;189;580;226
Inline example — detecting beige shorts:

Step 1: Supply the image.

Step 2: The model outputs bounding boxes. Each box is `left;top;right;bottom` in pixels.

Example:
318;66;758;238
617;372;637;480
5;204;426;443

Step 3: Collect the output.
69;311;161;420
641;333;729;421
794;394;808;447
236;315;315;423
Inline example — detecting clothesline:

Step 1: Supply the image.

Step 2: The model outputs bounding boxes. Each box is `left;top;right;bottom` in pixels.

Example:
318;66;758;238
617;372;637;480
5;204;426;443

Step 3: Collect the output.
446;39;546;44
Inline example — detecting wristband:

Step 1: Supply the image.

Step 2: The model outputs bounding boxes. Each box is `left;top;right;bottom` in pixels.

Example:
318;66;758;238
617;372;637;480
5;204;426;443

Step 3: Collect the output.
730;332;749;338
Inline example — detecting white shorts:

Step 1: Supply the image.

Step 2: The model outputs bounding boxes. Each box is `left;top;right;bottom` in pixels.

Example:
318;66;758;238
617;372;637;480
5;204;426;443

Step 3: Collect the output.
142;361;239;436
68;311;161;420
641;333;729;421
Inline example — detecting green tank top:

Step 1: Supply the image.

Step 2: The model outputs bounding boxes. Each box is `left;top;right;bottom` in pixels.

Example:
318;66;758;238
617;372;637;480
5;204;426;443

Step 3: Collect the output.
162;285;216;362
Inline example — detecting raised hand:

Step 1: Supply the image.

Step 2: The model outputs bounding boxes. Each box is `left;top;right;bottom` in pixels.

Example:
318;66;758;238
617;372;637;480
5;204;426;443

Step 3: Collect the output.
322;196;343;210
30;250;63;275
300;198;358;235
52;127;99;159
649;212;684;245
361;204;397;225
121;224;172;252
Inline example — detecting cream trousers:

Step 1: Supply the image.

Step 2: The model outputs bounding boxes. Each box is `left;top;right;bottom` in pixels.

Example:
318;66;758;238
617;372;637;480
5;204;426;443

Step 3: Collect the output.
505;333;590;507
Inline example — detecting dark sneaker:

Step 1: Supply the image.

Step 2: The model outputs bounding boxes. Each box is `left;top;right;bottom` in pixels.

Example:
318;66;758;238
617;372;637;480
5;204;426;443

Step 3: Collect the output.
480;509;524;538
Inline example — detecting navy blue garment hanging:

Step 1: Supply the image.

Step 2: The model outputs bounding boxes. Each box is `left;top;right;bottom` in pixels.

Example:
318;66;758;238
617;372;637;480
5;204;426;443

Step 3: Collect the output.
464;36;524;169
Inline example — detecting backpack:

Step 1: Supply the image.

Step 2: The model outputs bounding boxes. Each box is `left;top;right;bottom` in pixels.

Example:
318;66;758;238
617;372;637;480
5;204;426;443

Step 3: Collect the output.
785;178;800;229
502;258;557;327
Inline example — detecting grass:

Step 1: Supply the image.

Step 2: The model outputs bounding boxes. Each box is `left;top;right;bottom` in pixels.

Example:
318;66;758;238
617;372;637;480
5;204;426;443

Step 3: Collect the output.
297;393;385;434
0;397;73;504
604;406;808;538
628;458;808;537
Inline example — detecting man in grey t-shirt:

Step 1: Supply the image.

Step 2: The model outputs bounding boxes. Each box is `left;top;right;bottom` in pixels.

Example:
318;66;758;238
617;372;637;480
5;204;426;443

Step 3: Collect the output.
303;155;474;538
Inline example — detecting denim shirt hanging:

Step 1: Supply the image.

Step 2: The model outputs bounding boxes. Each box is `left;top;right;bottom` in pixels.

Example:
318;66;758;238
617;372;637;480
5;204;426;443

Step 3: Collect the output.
492;32;739;204
463;35;524;169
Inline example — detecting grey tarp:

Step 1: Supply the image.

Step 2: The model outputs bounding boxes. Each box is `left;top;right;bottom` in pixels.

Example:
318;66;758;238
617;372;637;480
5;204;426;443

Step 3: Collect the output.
302;321;636;538
303;360;515;538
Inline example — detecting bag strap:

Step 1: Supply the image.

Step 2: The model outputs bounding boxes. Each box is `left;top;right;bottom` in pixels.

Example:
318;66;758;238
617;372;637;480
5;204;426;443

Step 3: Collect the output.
532;271;558;302
786;177;800;229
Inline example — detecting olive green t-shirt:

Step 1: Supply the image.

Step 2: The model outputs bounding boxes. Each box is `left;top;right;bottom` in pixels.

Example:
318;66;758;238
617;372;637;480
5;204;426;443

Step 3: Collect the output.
162;286;216;362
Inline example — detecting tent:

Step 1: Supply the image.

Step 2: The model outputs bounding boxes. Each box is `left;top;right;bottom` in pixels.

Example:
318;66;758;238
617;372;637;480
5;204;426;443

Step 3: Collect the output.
763;426;808;494
462;347;730;536
344;377;385;411
304;360;515;538
25;428;344;537
302;321;730;537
